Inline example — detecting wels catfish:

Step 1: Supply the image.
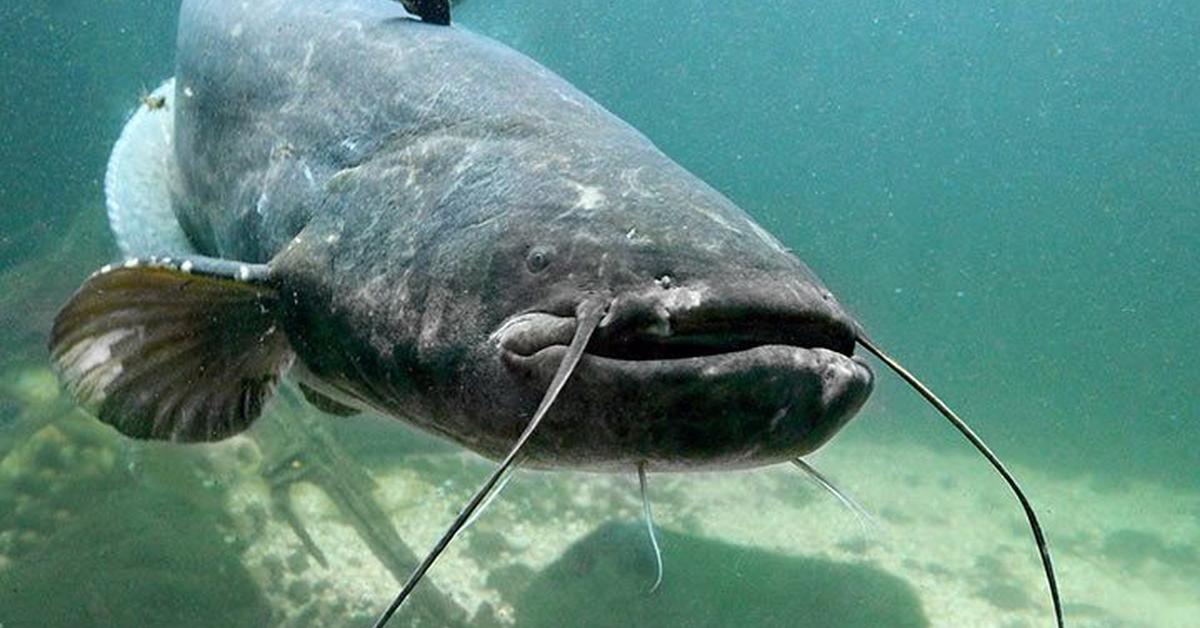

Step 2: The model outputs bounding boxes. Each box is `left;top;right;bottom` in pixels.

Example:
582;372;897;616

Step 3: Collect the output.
48;1;1063;625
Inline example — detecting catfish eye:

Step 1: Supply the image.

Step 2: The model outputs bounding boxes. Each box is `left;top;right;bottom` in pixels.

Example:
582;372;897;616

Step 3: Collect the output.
525;245;554;273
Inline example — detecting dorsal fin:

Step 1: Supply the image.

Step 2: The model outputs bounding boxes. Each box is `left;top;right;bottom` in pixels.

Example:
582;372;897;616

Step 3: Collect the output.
399;0;451;26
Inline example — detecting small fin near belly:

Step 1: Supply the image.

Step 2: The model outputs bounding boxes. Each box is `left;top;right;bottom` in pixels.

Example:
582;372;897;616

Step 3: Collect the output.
106;78;196;258
48;256;294;442
298;382;361;417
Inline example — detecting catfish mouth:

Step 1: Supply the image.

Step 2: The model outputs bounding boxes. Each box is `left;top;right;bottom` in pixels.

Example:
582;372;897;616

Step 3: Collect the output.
494;287;865;372
489;284;874;470
584;318;855;362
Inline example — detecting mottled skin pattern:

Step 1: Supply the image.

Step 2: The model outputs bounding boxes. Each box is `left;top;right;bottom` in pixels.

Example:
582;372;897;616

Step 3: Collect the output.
172;0;872;471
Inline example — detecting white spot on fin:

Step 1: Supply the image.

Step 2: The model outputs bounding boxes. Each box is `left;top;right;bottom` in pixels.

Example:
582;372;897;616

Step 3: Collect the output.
58;327;138;404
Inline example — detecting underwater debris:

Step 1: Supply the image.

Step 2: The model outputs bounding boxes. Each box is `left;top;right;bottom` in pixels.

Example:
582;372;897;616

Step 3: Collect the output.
254;391;469;625
139;90;168;111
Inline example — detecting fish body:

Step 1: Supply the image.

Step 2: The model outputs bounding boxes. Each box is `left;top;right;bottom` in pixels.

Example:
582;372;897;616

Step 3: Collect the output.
53;0;872;471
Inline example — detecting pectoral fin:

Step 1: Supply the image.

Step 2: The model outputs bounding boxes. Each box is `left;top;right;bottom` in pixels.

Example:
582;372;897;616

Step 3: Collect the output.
49;257;293;442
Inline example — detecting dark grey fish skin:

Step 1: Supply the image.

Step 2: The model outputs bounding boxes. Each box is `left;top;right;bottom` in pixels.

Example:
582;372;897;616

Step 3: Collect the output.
172;0;872;471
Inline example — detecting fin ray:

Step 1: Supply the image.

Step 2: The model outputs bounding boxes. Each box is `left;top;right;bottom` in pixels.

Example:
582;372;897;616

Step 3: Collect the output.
298;382;361;417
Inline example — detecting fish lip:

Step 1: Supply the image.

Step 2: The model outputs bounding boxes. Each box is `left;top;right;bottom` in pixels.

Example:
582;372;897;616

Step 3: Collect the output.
490;303;874;470
584;316;856;362
493;279;866;378
506;341;873;377
504;341;870;379
490;311;579;357
493;301;860;364
494;310;871;383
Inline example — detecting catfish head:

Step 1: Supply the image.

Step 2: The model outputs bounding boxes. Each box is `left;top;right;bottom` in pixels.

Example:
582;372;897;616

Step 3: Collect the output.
271;124;873;472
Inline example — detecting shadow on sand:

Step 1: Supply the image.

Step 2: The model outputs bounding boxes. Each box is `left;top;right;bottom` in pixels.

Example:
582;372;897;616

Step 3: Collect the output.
513;521;928;628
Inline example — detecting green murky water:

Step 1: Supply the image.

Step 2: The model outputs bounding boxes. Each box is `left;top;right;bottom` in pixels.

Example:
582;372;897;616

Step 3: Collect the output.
1;1;1196;626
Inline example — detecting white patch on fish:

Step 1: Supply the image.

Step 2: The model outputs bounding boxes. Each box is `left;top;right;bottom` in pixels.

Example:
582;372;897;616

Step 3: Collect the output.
660;283;708;313
619;167;651;198
691;205;743;235
571;182;606;210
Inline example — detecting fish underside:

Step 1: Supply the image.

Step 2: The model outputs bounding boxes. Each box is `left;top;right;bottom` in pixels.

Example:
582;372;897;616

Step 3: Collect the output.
47;1;1063;626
